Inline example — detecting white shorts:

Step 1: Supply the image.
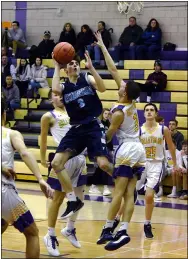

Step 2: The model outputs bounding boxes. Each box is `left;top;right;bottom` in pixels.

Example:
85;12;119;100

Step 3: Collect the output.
48;155;87;191
2;183;34;232
113;141;146;179
136;160;163;191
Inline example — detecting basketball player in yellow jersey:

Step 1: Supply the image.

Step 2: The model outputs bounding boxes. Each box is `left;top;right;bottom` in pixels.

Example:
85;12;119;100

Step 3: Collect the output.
94;32;146;251
137;103;180;238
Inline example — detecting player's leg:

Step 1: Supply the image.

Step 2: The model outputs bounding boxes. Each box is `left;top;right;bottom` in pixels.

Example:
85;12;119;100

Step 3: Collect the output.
144;186;155;239
105;176;137;251
23;222;40;258
44;189;65;257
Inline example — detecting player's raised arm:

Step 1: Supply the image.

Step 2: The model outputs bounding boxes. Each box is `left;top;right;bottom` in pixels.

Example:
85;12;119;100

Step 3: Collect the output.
106;110;124;143
40;113;51;168
10;130;53;198
52;52;63;95
94;32;122;89
84;51;106;93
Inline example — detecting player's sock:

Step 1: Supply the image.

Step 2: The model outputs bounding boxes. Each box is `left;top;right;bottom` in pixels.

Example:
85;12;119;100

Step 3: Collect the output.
48;227;56;236
118;222;129;231
115;214;121;221
172;186;177;194
67;192;77;201
66;219;76;231
144;220;151;225
104;220;114;229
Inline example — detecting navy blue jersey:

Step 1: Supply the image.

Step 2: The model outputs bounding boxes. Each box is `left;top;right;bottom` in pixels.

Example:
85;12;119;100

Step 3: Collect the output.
62;73;103;125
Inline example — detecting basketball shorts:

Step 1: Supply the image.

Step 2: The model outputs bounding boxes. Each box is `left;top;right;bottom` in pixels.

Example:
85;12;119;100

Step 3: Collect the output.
113;141;146;179
47;153;87;192
136;160;163;192
2;183;34;233
56;119;108;161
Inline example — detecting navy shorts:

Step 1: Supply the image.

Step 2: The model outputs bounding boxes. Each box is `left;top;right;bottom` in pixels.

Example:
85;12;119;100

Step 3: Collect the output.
56;119;108;161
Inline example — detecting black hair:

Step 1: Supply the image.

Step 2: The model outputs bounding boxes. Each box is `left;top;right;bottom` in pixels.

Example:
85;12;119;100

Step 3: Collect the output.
146;18;160;31
169;119;178;126
48;89;52;100
182;140;188;146
98;21;106;28
126;80;140;100
81;24;92;32
129;16;136;21
35;57;42;66
18;58;29;74
12;21;20;27
144;103;158;113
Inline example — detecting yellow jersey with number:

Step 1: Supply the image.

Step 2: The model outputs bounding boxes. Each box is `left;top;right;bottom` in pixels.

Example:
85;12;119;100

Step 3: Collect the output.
140;124;164;161
111;101;140;144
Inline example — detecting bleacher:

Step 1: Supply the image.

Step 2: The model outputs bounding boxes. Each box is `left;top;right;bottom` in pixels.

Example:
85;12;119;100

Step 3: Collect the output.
7;56;188;190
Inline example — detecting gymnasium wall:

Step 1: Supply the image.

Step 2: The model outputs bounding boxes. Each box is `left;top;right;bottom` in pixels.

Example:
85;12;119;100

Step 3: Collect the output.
2;1;187;48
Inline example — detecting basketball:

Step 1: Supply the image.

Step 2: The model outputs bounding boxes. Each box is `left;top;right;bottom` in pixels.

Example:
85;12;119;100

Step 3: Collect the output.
53;42;75;65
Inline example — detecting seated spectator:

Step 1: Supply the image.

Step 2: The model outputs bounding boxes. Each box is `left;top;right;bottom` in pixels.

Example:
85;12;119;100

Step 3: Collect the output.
87;21;112;65
89;108;113;196
179;140;188;200
166;139;183;198
37;31;56;58
59;23;76;47
75;24;94;60
1;46;8;56
169;119;184;151
136;18;162;60
1;55;16;86
2;75;20;111
156;115;164;125
29;57;49;97
16;58;31;97
137;60;167;102
114;16;143;63
3;21;27;57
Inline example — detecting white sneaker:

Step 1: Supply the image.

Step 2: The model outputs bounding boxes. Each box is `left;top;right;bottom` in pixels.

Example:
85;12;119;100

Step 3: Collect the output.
89;185;101;195
103;186;111;196
43;234;60;257
136;97;140;103
154;196;162;202
61;227;81;248
157;186;163;197
167;193;178;198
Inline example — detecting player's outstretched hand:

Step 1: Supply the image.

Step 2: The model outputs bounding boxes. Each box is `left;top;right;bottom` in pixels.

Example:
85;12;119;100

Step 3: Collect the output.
94;31;104;48
84;50;93;70
2;167;17;180
39;179;54;199
51;52;66;69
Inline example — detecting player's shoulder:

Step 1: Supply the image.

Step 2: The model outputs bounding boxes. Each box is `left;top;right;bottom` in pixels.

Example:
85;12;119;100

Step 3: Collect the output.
9;129;23;139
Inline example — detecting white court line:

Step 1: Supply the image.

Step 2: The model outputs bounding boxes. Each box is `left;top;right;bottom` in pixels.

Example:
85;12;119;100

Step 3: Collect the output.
147;247;187;258
80;237;186;258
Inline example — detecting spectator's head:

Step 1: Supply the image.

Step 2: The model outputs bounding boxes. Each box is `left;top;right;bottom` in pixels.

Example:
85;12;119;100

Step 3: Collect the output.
63;23;73;32
144;103;158;121
147;18;159;31
49;89;64;108
65;56;80;77
129;16;136;27
81;24;91;33
182;140;188;155
154;60;162;72
118;80;140;101
35;57;42;66
20;58;28;67
1;47;7;56
12;21;19;30
2;55;8;65
102;108;110;121
156;115;164;125
1;96;6;123
5;75;13;87
43;30;51;40
169;119;178;132
98;21;106;31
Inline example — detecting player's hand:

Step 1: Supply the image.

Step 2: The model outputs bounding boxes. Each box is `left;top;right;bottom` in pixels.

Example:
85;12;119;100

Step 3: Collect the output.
84;50;93;70
173;165;180;174
41;160;50;168
152;81;158;85
39;179;54;199
2;167;17;180
51;52;67;69
94;31;104;48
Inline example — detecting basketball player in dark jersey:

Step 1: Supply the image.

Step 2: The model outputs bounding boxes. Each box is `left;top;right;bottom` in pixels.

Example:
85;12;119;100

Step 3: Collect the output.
51;51;113;218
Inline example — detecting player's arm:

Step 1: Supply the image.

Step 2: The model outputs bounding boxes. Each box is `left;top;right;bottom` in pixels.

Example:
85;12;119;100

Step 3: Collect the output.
52;53;63;95
40;113;51;168
10;130;53;198
94;32;122;89
106;110;124;143
164;126;179;172
85;51;106;92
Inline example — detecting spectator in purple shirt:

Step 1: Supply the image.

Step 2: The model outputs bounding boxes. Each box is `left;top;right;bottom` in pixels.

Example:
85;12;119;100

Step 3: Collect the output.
137;60;167;102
